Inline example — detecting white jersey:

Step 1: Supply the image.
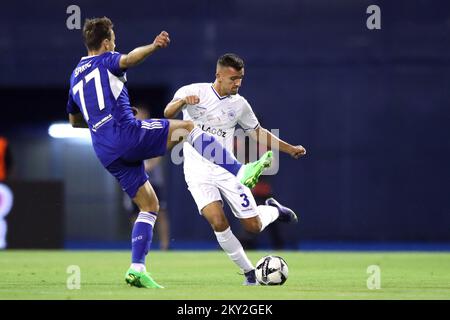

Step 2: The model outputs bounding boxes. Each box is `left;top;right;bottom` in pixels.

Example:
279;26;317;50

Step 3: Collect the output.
172;83;260;217
174;83;259;149
173;82;259;168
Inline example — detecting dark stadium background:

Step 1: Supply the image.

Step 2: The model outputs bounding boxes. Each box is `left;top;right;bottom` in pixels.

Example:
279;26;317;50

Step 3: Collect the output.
1;0;449;250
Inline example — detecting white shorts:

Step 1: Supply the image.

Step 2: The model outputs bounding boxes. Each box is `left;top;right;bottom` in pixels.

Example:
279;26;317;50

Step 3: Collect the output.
183;146;258;219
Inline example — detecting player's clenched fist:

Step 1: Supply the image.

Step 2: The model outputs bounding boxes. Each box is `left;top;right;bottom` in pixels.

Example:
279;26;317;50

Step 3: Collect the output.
183;95;200;105
289;145;307;159
153;31;170;49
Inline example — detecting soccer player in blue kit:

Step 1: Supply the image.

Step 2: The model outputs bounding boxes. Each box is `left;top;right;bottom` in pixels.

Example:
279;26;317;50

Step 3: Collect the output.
66;17;272;288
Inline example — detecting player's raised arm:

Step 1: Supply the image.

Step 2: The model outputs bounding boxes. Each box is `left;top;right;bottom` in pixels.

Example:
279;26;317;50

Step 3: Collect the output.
250;126;306;159
119;31;170;69
164;95;199;118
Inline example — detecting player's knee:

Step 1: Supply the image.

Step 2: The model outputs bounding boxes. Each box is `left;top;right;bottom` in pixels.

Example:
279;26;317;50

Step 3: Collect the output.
152;199;160;213
139;199;160;214
243;219;262;234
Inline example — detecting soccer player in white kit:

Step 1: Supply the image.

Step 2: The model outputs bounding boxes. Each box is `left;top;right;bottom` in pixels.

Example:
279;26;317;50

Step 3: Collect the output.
165;53;306;285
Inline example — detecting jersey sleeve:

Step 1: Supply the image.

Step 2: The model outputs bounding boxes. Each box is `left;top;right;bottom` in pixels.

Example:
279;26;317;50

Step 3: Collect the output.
172;85;198;113
238;98;260;131
173;84;194;101
66;90;79;114
102;51;124;76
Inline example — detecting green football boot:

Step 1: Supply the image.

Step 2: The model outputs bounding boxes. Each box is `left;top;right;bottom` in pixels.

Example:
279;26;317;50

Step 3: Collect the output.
240;151;273;188
125;268;164;289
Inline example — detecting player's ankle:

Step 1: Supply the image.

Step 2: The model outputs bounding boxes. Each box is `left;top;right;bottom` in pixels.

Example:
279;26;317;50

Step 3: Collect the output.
130;263;146;273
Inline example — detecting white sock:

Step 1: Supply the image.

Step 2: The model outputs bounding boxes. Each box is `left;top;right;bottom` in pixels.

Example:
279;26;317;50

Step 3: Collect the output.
257;205;279;231
130;263;146;272
214;227;254;273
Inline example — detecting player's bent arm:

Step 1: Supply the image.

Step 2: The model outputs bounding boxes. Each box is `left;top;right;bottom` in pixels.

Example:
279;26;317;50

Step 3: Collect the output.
164;98;186;118
119;31;170;69
252;126;306;159
164;95;200;118
69;113;88;128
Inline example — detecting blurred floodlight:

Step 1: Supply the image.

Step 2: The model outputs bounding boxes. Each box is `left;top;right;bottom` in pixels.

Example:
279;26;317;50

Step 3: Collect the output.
48;123;91;140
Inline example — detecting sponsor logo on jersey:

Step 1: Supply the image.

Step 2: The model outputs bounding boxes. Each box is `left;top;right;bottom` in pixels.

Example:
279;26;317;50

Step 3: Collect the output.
92;114;113;132
200;124;227;138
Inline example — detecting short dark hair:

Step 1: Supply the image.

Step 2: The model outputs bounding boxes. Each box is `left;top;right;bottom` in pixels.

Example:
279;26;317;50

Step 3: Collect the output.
82;17;114;51
217;53;244;71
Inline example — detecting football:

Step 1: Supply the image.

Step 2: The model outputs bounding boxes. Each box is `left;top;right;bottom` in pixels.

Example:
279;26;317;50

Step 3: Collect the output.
255;255;289;285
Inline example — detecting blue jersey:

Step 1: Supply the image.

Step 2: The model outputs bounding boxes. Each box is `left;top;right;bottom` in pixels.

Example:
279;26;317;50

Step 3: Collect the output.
67;51;139;167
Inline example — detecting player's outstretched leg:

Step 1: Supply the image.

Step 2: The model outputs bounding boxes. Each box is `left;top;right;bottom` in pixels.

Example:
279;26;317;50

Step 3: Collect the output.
125;182;164;288
265;197;298;224
166;120;272;187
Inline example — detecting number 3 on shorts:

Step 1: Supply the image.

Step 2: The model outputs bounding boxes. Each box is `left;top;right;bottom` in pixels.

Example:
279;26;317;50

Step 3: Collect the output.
240;193;250;208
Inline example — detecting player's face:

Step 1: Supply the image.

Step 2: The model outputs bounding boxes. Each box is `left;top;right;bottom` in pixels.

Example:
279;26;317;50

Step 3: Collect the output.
218;67;244;95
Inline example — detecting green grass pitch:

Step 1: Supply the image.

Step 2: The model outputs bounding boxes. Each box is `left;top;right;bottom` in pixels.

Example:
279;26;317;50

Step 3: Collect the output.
0;250;449;300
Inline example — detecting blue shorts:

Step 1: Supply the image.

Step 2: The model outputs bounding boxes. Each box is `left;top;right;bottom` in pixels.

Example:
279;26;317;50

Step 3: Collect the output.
106;119;170;198
121;119;170;162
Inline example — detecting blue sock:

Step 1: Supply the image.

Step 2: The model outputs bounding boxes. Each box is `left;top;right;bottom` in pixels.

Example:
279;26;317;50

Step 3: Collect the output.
188;127;242;175
131;212;157;264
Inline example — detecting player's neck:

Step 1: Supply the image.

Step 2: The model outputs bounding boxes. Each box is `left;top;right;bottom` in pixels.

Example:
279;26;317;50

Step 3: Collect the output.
87;49;108;56
212;82;227;97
